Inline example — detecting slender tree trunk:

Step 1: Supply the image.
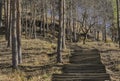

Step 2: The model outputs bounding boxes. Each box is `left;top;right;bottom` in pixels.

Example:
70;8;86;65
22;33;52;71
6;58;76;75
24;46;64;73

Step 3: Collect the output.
50;1;53;24
0;1;2;27
4;0;8;40
50;0;55;35
102;19;107;42
66;17;69;40
39;2;42;35
45;0;48;33
28;19;31;38
97;31;100;41
42;0;45;37
104;25;107;42
6;0;9;41
73;7;77;42
12;0;18;69
16;0;22;64
57;0;63;63
70;0;73;42
62;0;66;49
116;0;120;48
25;5;28;38
33;4;36;39
73;19;77;42
40;13;43;34
53;0;55;33
102;28;104;41
7;0;12;47
83;34;87;44
93;29;96;41
29;2;33;38
31;5;34;38
104;19;107;42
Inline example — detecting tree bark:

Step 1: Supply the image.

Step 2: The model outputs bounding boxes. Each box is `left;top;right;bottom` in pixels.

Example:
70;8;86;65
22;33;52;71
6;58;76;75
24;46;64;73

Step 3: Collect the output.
83;34;87;44
69;0;73;42
4;0;8;40
97;31;100;41
7;0;12;47
57;0;63;63
102;19;107;42
25;5;28;38
45;0;48;33
0;1;2;27
116;0;120;48
16;0;22;64
62;0;66;49
12;0;18;69
42;0;46;37
33;4;36;39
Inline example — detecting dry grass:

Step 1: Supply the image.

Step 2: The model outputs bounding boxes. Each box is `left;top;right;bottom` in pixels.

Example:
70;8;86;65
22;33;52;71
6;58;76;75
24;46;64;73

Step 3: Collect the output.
0;35;120;81
0;37;63;81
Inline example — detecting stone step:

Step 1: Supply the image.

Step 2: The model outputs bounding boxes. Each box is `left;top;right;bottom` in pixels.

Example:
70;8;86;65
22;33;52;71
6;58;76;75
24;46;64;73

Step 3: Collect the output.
70;60;102;64
70;54;100;60
52;73;110;81
52;49;110;81
63;69;106;73
71;49;100;56
71;53;100;58
62;64;106;73
70;54;101;64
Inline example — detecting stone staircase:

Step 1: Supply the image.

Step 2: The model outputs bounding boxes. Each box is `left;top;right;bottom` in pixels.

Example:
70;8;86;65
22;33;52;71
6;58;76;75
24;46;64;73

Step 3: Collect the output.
52;49;111;81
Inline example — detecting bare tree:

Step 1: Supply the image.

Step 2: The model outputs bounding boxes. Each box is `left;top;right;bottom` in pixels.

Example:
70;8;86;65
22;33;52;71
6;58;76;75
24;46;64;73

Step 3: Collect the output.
57;0;64;63
0;0;2;27
116;0;120;48
7;0;12;47
16;0;22;64
11;0;18;69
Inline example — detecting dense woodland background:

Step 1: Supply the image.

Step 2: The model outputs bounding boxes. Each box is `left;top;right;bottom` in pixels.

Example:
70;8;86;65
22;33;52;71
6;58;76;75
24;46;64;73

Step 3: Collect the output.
0;0;120;81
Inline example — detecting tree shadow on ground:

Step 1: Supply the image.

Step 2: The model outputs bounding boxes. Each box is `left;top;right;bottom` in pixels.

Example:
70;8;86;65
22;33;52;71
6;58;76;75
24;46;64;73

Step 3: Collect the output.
0;62;56;79
20;64;55;73
19;64;56;80
0;63;11;69
100;49;120;53
0;63;12;75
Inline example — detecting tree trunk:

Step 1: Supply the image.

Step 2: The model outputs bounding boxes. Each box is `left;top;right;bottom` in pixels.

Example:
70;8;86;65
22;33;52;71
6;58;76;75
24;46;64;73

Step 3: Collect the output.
45;0;48;33
70;0;73;42
102;19;107;42
93;29;96;41
62;0;66;49
57;0;63;63
12;0;18;69
25;5;28;38
73;19;77;42
7;0;12;47
104;26;107;42
40;14;43;34
73;6;78;42
16;0;22;64
0;1;2;27
6;0;9;41
83;34;87;44
97;31;100;41
4;0;8;40
42;0;45;37
116;0;120;48
33;4;36;39
50;1;53;24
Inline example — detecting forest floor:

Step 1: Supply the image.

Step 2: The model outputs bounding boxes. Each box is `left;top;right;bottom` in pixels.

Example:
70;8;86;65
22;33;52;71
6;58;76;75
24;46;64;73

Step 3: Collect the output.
0;35;120;81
